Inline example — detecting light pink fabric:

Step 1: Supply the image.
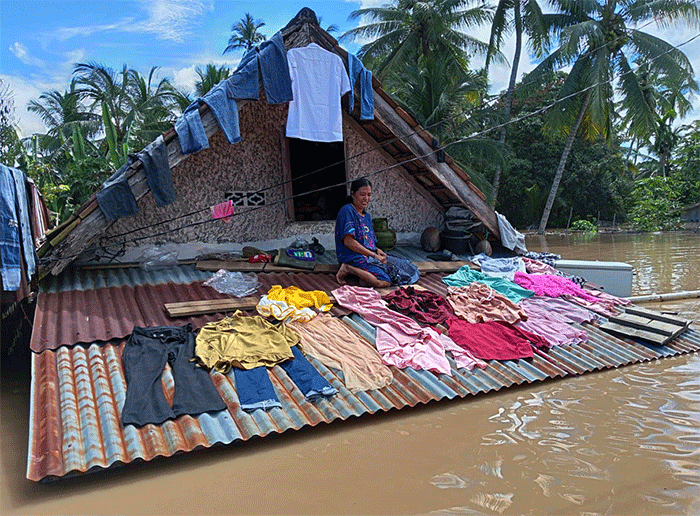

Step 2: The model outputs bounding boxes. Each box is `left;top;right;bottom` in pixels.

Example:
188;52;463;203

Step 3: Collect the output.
585;288;631;306
289;314;393;392
447;283;527;324
518;296;597;324
515;298;589;346
522;256;559;275
331;286;485;374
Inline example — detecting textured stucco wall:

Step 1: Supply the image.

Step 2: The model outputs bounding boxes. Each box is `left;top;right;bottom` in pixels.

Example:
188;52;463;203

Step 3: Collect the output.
103;100;442;250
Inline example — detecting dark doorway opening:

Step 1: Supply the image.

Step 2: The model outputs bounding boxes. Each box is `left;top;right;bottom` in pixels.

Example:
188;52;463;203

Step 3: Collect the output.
288;138;347;221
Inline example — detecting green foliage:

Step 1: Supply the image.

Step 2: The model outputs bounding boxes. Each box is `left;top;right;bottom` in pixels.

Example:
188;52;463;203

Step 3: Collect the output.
629;177;683;231
490;74;632;229
341;0;491;80
224;13;266;54
570;219;597;232
671;120;700;207
1;80;23;166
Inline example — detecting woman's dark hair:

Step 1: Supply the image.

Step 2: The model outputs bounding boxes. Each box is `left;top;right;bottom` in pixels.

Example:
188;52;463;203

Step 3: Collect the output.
350;177;372;194
346;177;372;204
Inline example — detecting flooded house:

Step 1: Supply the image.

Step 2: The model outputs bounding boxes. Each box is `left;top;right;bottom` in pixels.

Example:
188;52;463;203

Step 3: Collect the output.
16;9;699;483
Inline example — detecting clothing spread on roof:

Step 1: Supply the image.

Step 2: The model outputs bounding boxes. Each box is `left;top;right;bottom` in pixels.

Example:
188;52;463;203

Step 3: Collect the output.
562;287;630;317
332;285;486;374
257;295;317;324
513;272;603;304
447;283;527;324
519;296;598;325
266;285;333;311
515;297;590;347
471;254;526;281
256;285;332;323
383;286;454;325
121;324;227;427
442;266;535;304
522;256;559;275
233;346;337;412
447;318;550;361
347;53;374;120
195;312;300;373
286;43;351;142
290;313;393;393
1;164;37;291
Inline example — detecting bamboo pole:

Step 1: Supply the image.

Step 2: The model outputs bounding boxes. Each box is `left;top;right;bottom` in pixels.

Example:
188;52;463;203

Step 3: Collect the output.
627;290;700;303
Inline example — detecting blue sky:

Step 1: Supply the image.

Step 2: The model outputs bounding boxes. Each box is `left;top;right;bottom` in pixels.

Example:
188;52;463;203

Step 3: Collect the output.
1;0;699;137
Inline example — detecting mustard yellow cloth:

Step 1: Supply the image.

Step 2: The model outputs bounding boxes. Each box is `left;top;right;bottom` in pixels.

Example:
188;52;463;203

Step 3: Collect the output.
195;311;301;373
266;285;332;311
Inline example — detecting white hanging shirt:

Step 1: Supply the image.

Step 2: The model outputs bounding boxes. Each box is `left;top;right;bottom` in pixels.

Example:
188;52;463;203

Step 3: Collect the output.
286;43;351;142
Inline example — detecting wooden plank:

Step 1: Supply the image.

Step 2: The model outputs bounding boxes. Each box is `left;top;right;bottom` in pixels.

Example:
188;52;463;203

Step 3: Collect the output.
608;313;681;337
600;321;670;345
623;306;692;326
195;260;472;274
165;287;397;318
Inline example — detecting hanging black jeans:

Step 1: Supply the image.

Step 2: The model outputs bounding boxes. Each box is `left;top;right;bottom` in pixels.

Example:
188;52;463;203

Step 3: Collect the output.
121;324;227;427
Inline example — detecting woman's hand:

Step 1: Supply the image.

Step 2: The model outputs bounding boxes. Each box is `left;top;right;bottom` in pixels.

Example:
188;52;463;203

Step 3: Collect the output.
375;248;387;264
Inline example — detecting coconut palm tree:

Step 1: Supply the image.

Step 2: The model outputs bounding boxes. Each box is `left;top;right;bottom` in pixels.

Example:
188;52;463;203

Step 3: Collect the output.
73;63;178;166
340;0;493;79
485;0;549;205
223;13;266;55
194;64;232;97
387;54;501;201
27;79;101;159
528;0;700;233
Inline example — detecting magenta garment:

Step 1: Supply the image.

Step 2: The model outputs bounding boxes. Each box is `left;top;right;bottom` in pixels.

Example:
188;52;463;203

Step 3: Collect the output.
332;286;485;374
383;286;454;325
513;272;603;304
515;298;589;347
518;296;597;325
447;317;550;361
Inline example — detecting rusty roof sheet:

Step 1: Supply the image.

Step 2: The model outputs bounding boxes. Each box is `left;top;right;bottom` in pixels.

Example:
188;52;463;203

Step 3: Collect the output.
28;317;700;482
27;262;700;482
31;265;448;352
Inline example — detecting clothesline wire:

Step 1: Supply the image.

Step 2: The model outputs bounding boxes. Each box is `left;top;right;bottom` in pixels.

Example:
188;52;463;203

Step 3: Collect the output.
45;27;697;264
97;15;663;244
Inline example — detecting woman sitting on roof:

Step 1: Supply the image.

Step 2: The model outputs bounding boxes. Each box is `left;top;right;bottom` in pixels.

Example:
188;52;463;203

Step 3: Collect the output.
335;178;419;288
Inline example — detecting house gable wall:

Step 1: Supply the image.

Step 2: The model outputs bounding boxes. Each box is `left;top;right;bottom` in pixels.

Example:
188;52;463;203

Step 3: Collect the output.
103;101;442;248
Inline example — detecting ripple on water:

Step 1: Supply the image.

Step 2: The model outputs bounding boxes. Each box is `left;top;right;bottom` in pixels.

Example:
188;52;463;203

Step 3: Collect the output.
468;354;700;514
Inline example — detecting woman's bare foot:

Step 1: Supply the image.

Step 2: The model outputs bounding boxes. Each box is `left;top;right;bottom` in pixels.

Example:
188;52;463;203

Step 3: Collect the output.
336;263;350;285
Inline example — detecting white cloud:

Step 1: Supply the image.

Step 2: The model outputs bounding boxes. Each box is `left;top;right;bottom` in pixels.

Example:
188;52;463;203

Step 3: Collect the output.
168;51;240;93
9;42;45;67
127;0;214;42
0;74;55;136
45;0;213;45
53;21;133;42
171;65;199;93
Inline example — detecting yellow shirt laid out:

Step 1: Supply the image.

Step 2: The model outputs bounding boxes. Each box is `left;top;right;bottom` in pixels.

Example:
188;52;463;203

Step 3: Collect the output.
195;311;302;374
266;285;332;312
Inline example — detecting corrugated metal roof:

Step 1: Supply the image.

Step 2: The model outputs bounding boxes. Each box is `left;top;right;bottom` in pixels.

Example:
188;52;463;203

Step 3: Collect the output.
28;318;700;482
27;262;700;482
31;264;448;352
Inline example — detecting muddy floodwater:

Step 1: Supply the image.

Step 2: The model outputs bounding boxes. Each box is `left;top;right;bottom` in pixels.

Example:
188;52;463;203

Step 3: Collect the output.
2;232;699;515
